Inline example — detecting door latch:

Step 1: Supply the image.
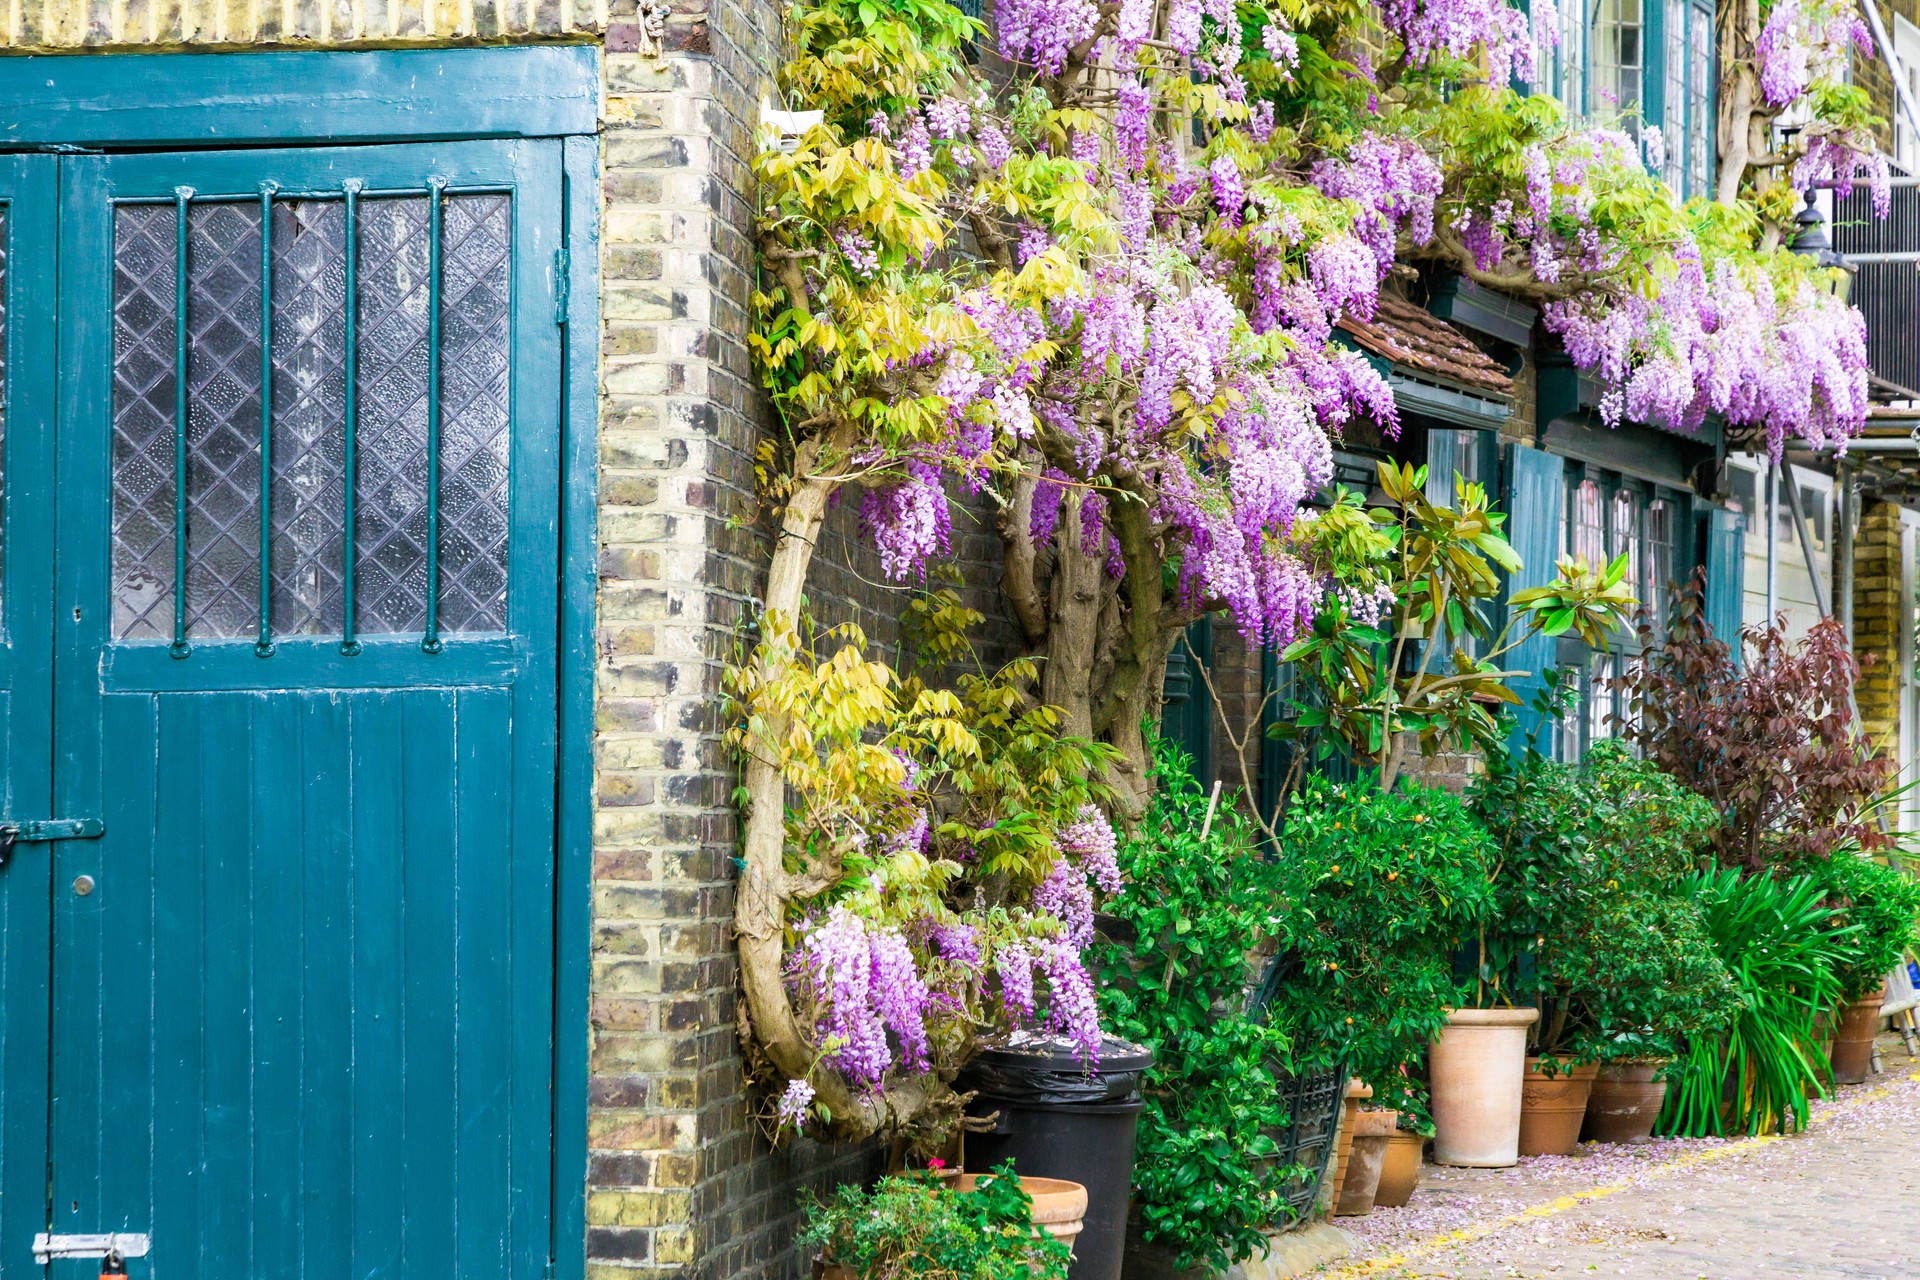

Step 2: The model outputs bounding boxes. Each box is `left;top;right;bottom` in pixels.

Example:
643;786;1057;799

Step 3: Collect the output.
32;1233;150;1263
0;818;105;870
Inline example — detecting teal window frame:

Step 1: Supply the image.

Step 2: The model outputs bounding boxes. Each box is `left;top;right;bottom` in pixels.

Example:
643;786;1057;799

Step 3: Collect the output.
0;47;601;1280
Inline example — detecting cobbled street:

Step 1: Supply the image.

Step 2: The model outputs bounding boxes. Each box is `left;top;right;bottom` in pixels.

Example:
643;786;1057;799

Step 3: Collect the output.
1318;1035;1920;1279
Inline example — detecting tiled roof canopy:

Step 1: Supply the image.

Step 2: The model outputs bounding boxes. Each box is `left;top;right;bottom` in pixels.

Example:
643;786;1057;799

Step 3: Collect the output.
1338;294;1515;399
0;0;608;48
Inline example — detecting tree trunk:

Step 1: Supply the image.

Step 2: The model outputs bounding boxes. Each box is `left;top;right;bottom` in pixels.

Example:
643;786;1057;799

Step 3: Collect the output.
733;428;937;1142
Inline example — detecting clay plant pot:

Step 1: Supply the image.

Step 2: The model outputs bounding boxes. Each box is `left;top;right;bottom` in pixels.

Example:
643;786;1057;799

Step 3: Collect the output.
1326;1079;1374;1212
1517;1056;1600;1157
1334;1109;1399;1217
957;1172;1089;1256
813;1263;855;1280
1372;1128;1425;1208
1829;988;1887;1086
1430;1007;1539;1167
1581;1059;1670;1145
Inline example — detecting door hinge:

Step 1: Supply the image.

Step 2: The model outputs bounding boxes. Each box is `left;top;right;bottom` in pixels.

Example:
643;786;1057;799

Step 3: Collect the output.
0;819;104;870
554;246;570;326
34;1233;150;1263
3;819;105;841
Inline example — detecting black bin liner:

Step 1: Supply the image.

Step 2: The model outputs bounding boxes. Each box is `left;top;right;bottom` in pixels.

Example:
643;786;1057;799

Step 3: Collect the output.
959;1034;1153;1280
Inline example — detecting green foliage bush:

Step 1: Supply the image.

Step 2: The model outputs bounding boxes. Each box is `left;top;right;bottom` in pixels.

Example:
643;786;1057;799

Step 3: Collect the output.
1813;853;1920;1002
1469;741;1739;1062
1659;869;1851;1137
1264;775;1495;1125
1092;743;1296;1273
799;1161;1071;1280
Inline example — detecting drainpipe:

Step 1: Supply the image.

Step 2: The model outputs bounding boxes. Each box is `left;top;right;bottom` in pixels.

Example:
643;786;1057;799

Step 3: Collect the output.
1766;459;1780;622
1837;462;1857;646
1784;465;1830;617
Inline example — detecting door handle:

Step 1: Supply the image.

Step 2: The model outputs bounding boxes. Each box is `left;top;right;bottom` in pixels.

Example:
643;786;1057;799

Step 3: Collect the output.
0;818;105;870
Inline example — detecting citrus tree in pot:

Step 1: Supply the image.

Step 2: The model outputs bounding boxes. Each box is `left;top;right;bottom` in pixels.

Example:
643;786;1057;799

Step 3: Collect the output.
1262;777;1495;1150
1468;741;1741;1152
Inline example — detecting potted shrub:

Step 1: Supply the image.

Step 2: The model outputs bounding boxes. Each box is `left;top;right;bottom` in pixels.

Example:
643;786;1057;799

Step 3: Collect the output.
1468;742;1739;1154
1813;851;1920;1085
1092;743;1297;1278
1263;777;1497;1164
802;1162;1075;1280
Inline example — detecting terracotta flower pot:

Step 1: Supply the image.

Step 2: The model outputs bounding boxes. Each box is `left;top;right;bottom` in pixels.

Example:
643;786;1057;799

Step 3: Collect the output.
956;1172;1089;1255
1372;1128;1425;1208
1335;1109;1399;1217
1581;1059;1669;1145
1430;1007;1539;1167
1517;1056;1600;1157
1829;988;1886;1086
813;1263;855;1280
1326;1079;1374;1211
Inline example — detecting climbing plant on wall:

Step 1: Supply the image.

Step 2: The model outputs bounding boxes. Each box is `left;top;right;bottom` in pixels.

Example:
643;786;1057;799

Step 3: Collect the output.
732;0;1884;1143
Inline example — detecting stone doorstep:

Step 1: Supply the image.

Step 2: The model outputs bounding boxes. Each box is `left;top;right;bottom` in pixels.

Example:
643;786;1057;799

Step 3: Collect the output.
1221;1223;1356;1280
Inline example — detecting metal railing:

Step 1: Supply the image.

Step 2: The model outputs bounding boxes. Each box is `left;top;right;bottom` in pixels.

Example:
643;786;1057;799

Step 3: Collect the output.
1835;168;1920;395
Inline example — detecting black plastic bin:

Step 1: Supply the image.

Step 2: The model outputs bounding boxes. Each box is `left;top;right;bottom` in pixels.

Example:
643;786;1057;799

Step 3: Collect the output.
959;1034;1154;1280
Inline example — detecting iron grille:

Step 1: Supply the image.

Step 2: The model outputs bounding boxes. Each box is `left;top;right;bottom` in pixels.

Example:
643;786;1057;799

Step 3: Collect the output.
1835;167;1920;395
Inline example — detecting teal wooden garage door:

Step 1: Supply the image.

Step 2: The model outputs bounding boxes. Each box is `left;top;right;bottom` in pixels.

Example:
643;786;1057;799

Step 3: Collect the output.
1;138;563;1279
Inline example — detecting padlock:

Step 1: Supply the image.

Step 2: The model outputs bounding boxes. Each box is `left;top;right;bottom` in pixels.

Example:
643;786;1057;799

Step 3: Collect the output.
100;1248;127;1279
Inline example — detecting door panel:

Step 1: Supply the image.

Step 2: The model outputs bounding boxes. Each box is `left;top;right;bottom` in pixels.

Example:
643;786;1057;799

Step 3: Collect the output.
0;154;58;1280
46;141;561;1279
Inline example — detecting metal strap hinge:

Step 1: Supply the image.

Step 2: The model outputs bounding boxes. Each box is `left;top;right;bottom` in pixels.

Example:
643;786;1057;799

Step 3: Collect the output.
4;819;104;841
33;1233;150;1263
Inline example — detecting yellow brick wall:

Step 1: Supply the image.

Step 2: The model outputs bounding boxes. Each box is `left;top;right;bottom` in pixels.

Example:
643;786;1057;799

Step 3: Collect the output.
1852;499;1904;752
0;0;607;49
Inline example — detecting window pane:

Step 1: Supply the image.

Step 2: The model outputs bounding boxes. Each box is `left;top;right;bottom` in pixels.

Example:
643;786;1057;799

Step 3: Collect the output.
1663;0;1686;191
111;204;183;642
1574;479;1606;567
1594;0;1644;128
1688;1;1713;195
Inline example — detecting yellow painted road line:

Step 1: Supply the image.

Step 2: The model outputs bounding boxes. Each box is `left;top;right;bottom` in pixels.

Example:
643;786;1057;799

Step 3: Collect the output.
1317;1072;1919;1278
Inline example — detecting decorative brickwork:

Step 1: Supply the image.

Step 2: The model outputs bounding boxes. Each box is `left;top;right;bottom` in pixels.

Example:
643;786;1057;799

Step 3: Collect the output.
0;0;607;48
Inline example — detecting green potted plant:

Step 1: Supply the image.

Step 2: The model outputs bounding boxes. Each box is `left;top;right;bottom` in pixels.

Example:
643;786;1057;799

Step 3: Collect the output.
1812;850;1920;1084
801;1162;1076;1280
1093;742;1297;1278
1263;777;1495;1160
1468;741;1740;1153
1277;463;1634;1168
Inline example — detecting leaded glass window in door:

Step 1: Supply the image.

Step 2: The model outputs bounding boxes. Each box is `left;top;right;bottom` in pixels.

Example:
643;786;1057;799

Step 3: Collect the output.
109;187;511;649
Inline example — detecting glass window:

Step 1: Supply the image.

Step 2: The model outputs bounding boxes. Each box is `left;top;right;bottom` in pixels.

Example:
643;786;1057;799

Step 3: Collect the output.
1644;498;1673;628
1611;488;1640;590
1687;0;1713;195
1662;0;1686;190
1594;0;1644;131
1573;479;1606;568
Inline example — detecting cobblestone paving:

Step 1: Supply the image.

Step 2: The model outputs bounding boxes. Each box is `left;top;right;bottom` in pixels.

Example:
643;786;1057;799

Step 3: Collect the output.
1320;1035;1920;1279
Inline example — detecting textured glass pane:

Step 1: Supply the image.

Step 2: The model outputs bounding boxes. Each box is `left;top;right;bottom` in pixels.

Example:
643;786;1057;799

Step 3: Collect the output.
110;186;516;646
270;200;348;635
111;205;181;641
437;194;511;633
354;196;433;636
184;202;265;639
